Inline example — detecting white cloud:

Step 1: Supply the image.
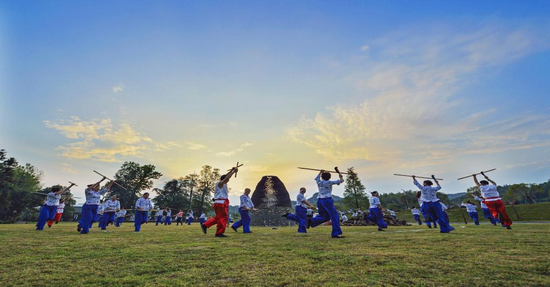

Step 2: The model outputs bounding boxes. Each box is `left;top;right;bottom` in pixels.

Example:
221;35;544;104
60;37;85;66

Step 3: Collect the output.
185;142;207;150
288;22;550;168
45;117;179;162
216;143;254;157
360;45;369;52
112;84;125;93
61;163;78;174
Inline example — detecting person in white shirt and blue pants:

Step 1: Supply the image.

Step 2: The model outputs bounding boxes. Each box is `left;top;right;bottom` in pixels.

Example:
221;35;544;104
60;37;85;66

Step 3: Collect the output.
135;193;153;232
367;191;387;231
309;170;345;238
231;188;256;233
36;183;75;231
284;187;315;233
77;178;113;234
100;195;120;230
412;176;454;233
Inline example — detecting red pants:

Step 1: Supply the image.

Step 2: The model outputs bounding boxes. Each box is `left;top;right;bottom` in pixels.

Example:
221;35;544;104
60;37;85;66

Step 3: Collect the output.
47;213;63;227
203;202;228;235
485;200;512;226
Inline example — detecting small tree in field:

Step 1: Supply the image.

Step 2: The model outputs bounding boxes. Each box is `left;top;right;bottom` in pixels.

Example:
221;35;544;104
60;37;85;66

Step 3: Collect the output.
343;167;368;209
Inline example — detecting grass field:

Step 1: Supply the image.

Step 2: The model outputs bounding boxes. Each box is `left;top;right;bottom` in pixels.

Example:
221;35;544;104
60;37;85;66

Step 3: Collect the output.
1;222;549;286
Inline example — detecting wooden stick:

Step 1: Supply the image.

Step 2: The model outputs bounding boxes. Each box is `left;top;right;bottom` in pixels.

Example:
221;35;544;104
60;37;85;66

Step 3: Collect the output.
297;167;349;175
459;207;468;224
457;168;497;180
393;174;443;180
93;170;128;190
69;181;78;187
510;203;520;219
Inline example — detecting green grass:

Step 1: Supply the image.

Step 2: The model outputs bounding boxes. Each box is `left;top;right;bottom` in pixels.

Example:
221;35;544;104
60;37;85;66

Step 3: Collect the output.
395;202;550;224
1;222;549;286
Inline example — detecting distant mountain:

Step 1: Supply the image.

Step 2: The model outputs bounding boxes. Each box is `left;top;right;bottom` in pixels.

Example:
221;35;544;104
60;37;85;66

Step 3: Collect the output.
306;192;343;205
447;193;466;200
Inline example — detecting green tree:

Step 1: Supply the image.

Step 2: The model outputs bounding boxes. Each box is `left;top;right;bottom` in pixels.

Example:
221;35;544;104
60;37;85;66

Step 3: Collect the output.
105;161;163;209
507;183;540;204
152;178;189;211
343;167;368;209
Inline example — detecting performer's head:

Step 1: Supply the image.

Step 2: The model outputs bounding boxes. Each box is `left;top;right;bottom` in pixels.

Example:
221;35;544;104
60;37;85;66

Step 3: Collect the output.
300;187;306;194
59;198;64;204
480;180;489;186
111;195;118;201
120;207;125;210
143;192;149;199
371;191;379;197
244;188;251;195
51;186;61;193
423;180;433;186
416;191;421;199
321;172;331;180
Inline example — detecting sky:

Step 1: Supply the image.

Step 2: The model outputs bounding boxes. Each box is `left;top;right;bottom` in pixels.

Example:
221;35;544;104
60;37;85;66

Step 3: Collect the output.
1;1;550;205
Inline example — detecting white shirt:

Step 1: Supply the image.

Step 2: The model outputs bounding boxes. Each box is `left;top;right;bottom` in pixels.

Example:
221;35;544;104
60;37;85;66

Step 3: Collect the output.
188;211;194;218
417;199;424;207
479;184;500;201
315;174;342;199
411;208;420;215
84;188;108;205
462;203;477;213
44;192;61;206
97;205;104;214
103;200;120;212
342;215;348;222
166;211;171;217
369;197;381;209
214;182;229;204
414;180;441;203
240;194;255;209
135;197;153;211
199;213;206;219
116;210;127;217
296;193;307;208
307;209;313;216
352;212;358;217
440;202;448;211
56;203;65;213
474;196;488;209
156;210;164;217
389;210;396;216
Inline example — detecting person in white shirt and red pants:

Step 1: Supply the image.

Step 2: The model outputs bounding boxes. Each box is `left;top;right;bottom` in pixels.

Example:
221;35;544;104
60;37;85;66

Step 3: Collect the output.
47;199;66;228
201;167;238;237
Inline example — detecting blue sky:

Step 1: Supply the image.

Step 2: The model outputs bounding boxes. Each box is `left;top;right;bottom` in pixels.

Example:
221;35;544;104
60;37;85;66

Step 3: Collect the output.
1;1;550;204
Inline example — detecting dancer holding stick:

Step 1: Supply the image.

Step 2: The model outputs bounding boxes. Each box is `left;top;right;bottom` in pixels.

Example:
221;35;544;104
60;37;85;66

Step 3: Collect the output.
201;166;239;237
36;183;76;231
284;187;316;233
231;188;256;233
309;168;345;238
134;193;153;232
411;175;454;233
77;177;114;234
472;172;512;229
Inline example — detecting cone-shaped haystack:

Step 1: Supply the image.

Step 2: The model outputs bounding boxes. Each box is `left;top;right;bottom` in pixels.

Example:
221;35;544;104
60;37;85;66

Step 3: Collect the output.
250;176;293;226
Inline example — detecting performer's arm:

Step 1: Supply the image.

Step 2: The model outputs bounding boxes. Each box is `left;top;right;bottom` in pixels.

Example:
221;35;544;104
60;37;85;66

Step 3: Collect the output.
412;176;423;190
57;183;76;195
315;171;322;183
481;172;496;185
219;168;238;188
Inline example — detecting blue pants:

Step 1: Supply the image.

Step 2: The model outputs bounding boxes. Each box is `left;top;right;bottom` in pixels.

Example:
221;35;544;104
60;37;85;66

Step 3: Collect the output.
232;209;252;233
164;216;172;225
310;197;342;237
115;217;124;227
36;205;56;230
482;208;498;225
156;216;163;225
423;201;453;233
187;217;193;225
368;207;387;229
420;205;437;228
78;204;99;234
286;205;308;233
469;212;480;225
200;218;206;225
101;212;116;230
135;211;149;232
413;214;422;225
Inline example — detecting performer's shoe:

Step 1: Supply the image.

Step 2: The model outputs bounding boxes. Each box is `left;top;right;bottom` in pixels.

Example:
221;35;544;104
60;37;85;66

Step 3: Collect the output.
307;218;311;229
231;226;238;232
48;225;51;228
201;224;207;234
77;226;81;232
428;225;432;228
282;213;289;218
506;226;512;229
332;235;345;238
378;228;385;231
215;234;228;237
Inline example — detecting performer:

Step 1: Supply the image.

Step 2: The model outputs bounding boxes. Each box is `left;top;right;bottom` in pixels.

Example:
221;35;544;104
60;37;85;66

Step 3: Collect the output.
115;208;126;227
199;212;207;225
472;194;499;226
155;209;164;226
284;187;315;233
411;207;422;225
96;202;105;228
201;167;239;237
388;209;397;220
77;178;112;234
309;170;345;238
440;202;450;224
367;191;387;231
187;209;194;225
417;192;437;229
176;210;184;226
37;184;75;230
413;176;454;233
461;201;480;225
231;188;256;233
473;173;512;229
164;208;172;225
100;195;120;231
134;193;153;232
47;198;66;228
